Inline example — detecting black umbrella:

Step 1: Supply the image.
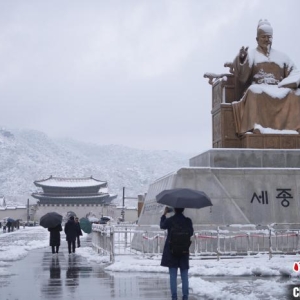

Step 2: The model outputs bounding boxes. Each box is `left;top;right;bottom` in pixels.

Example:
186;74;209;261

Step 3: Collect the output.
156;188;213;209
40;212;63;228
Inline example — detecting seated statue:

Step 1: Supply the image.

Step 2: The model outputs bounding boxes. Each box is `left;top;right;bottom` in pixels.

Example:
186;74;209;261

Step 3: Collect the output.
232;19;300;135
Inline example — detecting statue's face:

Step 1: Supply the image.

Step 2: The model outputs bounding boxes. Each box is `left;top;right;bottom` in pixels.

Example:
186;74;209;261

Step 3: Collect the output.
256;31;273;52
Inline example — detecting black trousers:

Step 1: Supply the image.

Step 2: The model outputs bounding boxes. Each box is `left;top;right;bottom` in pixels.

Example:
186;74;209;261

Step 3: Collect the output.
76;236;80;247
67;240;76;254
51;246;59;253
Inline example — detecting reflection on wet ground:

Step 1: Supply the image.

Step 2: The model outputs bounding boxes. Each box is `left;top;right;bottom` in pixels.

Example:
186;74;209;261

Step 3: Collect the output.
0;237;199;300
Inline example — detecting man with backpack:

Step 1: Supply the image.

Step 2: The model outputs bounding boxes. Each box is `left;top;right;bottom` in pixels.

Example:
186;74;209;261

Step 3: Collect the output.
160;207;194;300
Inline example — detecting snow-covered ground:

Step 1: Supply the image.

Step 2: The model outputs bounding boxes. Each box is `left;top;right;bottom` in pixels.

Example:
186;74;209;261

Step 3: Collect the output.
0;226;299;299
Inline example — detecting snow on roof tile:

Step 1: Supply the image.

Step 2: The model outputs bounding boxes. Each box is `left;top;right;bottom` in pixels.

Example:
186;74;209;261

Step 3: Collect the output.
34;176;107;188
32;193;109;199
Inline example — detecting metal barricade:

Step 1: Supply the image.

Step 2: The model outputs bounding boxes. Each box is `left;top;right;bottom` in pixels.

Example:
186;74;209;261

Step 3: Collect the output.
92;223;300;263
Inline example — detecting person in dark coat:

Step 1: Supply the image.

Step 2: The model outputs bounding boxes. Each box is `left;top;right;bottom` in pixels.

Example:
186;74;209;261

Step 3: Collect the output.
64;216;78;254
160;207;194;300
48;223;62;254
6;221;11;232
74;217;83;247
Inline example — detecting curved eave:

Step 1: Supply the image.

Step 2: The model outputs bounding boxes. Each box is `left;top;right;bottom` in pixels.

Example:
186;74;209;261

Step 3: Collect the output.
31;193;109;200
34;178;107;189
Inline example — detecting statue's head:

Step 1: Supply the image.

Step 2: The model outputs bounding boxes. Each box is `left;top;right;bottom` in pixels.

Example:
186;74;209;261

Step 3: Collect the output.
256;19;273;54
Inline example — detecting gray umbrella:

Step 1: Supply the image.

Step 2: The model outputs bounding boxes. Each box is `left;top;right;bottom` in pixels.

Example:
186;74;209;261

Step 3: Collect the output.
156;188;212;209
40;212;63;228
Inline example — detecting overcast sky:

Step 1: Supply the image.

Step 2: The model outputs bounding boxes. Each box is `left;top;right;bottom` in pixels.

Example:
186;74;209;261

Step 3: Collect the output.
1;0;300;153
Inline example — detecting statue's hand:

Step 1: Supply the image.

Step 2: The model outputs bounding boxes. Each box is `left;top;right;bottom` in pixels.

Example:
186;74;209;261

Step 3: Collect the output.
239;46;248;62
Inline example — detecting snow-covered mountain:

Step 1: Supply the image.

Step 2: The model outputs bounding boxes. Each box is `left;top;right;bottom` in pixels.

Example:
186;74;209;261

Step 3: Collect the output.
0;128;193;206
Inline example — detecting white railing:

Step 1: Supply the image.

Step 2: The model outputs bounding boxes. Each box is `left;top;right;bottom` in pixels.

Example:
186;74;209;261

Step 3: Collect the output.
92;223;300;263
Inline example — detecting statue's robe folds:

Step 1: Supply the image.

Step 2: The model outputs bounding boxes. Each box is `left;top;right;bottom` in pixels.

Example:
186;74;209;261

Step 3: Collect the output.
232;48;300;134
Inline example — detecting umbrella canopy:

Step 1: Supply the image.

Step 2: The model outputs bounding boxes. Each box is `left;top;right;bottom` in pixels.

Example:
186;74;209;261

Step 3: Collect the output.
80;218;92;234
156;188;213;209
40;212;63;228
100;216;111;221
6;217;16;223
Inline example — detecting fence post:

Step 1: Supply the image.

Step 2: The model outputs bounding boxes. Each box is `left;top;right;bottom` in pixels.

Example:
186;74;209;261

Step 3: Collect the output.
217;226;220;261
247;233;250;254
194;233;198;256
110;226;115;263
268;226;272;260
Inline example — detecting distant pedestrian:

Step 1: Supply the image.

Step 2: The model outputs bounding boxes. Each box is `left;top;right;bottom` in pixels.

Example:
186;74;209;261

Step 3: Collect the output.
64;216;78;254
160;207;194;300
75;217;83;247
6;221;11;232
48;223;62;254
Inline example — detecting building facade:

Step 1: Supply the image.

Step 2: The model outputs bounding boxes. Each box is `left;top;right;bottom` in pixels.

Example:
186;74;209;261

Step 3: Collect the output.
32;176;115;205
32;176;118;220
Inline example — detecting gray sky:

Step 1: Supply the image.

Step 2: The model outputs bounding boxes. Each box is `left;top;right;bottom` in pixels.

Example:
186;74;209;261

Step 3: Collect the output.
1;0;300;153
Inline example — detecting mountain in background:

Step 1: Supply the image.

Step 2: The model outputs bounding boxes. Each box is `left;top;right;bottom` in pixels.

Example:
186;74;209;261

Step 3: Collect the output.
0;128;194;207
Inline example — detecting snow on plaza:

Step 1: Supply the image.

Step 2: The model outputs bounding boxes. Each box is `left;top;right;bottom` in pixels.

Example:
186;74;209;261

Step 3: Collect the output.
0;226;300;299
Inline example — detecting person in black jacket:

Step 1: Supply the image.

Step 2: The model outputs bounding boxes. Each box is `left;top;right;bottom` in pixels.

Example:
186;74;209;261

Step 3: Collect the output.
64;216;78;254
74;217;83;247
160;207;194;300
48;223;62;254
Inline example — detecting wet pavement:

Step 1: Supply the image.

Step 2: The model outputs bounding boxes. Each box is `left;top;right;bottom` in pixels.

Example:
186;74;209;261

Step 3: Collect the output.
0;236;199;300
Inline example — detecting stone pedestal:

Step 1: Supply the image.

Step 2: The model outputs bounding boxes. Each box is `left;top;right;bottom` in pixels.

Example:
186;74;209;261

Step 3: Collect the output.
138;149;300;226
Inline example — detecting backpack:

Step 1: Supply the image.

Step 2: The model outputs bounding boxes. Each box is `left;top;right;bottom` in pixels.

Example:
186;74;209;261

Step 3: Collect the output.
169;218;192;256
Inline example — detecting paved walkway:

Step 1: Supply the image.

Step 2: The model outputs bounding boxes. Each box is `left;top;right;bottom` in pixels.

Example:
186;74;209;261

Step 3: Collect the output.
0;236;199;300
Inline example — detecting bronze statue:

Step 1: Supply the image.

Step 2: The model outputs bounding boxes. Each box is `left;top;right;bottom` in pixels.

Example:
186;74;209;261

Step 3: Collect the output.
231;19;300;135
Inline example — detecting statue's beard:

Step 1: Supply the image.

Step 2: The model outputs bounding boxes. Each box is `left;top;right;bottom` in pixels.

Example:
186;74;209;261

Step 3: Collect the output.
258;43;272;56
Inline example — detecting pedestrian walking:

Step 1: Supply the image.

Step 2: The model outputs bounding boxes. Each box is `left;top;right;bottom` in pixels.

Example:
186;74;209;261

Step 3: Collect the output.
64;216;78;254
48;223;62;254
75;217;83;247
6;221;11;232
160;207;194;300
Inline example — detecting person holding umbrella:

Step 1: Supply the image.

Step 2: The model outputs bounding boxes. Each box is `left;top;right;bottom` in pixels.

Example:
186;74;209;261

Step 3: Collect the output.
160;207;194;300
157;188;212;300
64;216;78;254
48;223;62;254
40;212;63;254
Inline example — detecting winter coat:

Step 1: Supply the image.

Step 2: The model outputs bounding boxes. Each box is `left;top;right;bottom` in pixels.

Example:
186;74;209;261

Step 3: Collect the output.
75;222;83;237
160;213;194;269
64;219;79;242
48;224;62;246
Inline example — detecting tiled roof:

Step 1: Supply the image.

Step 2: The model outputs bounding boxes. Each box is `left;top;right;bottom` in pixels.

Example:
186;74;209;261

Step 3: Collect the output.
34;176;107;188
